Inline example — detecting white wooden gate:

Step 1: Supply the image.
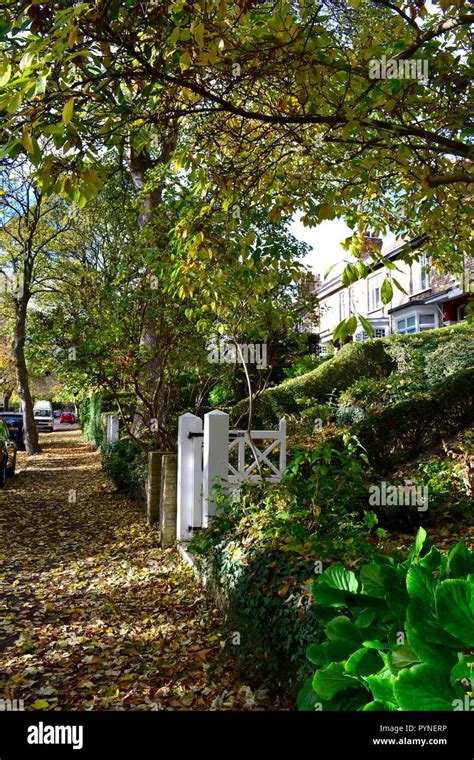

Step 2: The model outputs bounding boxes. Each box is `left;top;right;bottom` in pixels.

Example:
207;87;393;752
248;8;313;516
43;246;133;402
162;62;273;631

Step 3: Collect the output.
177;410;286;542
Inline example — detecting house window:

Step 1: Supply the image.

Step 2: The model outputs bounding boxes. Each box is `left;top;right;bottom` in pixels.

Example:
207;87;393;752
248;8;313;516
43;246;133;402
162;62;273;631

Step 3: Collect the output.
396;312;435;334
349;286;355;314
418;313;435;331
419;254;431;291
397;316;416;334
339;291;346;321
368;276;382;311
375;328;386;338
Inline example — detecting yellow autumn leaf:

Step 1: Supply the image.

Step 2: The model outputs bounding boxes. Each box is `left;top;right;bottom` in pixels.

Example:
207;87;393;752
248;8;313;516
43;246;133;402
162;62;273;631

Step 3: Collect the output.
68;24;79;48
21;126;34;155
62;97;74;125
31;699;49;709
0;64;12;87
179;51;192;71
194;23;205;49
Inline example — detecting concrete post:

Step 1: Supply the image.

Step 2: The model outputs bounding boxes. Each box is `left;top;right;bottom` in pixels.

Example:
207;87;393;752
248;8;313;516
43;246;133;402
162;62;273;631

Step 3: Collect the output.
147;451;163;526
160;453;177;547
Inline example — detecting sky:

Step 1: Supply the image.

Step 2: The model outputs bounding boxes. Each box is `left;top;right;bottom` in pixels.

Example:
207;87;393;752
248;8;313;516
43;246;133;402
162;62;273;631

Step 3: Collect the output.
289;215;396;280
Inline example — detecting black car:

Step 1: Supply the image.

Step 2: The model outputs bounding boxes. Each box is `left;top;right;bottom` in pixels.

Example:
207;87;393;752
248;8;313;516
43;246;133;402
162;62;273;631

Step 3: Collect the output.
0;418;16;487
0;412;25;451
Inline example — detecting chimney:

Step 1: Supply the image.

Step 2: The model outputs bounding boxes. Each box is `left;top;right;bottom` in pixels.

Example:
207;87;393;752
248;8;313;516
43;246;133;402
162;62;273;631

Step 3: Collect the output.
360;229;383;260
300;271;321;293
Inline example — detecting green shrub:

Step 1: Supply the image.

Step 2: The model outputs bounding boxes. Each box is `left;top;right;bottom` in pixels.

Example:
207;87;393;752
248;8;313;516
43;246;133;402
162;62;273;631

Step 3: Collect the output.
189;435;379;690
230;323;474;426
80;394;104;449
298;529;474;711
353;368;474;473
101;437;147;494
230;340;395;426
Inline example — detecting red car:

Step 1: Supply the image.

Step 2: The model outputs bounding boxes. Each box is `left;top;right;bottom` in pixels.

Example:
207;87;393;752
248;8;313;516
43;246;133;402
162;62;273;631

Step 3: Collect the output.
59;411;76;424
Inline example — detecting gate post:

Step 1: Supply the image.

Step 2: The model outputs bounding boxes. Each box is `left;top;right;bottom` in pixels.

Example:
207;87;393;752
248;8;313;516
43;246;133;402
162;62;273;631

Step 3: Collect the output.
177;413;203;542
279;417;287;474
203;410;229;526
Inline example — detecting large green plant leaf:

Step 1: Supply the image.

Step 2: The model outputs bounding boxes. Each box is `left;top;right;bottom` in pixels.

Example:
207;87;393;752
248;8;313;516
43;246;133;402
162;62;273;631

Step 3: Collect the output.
312;662;360;700
406;565;436;607
407;527;427;561
307;639;355;666
345;647;384;677
361;700;387;711
436;579;474;647
445;542;474;580
326;616;363;644
321;564;359;592
407;601;462;647
419;546;443;572
391;642;421;671
450;657;474;689
297;676;320;710
366;674;397;706
394;664;461;711
406;625;458;672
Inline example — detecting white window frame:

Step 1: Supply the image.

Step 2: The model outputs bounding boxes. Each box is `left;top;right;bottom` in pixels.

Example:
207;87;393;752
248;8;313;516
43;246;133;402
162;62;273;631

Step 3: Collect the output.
339;290;346;321
368;274;382;312
396;311;436;334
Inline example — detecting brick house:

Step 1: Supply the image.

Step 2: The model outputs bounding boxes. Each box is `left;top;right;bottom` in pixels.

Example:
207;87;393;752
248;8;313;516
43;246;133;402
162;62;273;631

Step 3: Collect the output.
309;233;473;352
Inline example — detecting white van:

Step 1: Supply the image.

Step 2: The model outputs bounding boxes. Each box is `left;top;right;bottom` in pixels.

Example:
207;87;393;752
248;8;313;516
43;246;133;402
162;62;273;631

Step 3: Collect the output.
33;400;54;433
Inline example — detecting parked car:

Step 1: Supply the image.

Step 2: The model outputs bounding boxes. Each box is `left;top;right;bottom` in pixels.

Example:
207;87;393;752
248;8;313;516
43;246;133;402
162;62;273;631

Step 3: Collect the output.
59;411;76;424
33;400;54;433
0;418;16;486
0;412;25;451
53;410;62;418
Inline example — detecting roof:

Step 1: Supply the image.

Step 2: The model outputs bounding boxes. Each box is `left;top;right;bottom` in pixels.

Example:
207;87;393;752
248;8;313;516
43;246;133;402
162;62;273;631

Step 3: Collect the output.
316;235;428;298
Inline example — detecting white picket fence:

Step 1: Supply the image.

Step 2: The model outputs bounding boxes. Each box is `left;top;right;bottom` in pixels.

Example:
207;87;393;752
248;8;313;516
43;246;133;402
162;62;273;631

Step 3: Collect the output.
177;410;286;542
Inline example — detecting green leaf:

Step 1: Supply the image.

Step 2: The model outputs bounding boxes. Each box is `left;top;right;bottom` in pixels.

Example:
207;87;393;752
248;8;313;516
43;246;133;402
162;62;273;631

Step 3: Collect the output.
450;658;474;688
436;579;474;646
406;565;436;607
345;647;384;677
406;625;457;672
21;126;34;155
0;64;12;87
62;97;74;125
407;600;462;647
391;642;420;671
394;664;460;711
366;674;396;704
321;564;358;593
358;314;374;337
419;546;443;572
408;526;427;561
296;676;320;710
326;616;363;644
380;278;393;304
361;700;388;710
312;662;360;700
446;542;474;579
312;583;348;607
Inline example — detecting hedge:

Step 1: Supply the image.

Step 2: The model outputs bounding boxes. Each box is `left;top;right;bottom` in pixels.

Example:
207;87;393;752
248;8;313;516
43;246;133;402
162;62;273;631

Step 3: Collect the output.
230;339;395;426
79;394;104;448
230;322;473;427
354;367;474;473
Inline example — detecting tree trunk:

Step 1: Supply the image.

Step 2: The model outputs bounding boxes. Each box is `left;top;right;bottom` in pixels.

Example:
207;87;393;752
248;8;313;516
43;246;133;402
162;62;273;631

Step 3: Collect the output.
127;136;177;442
12;293;40;454
1;390;12;411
